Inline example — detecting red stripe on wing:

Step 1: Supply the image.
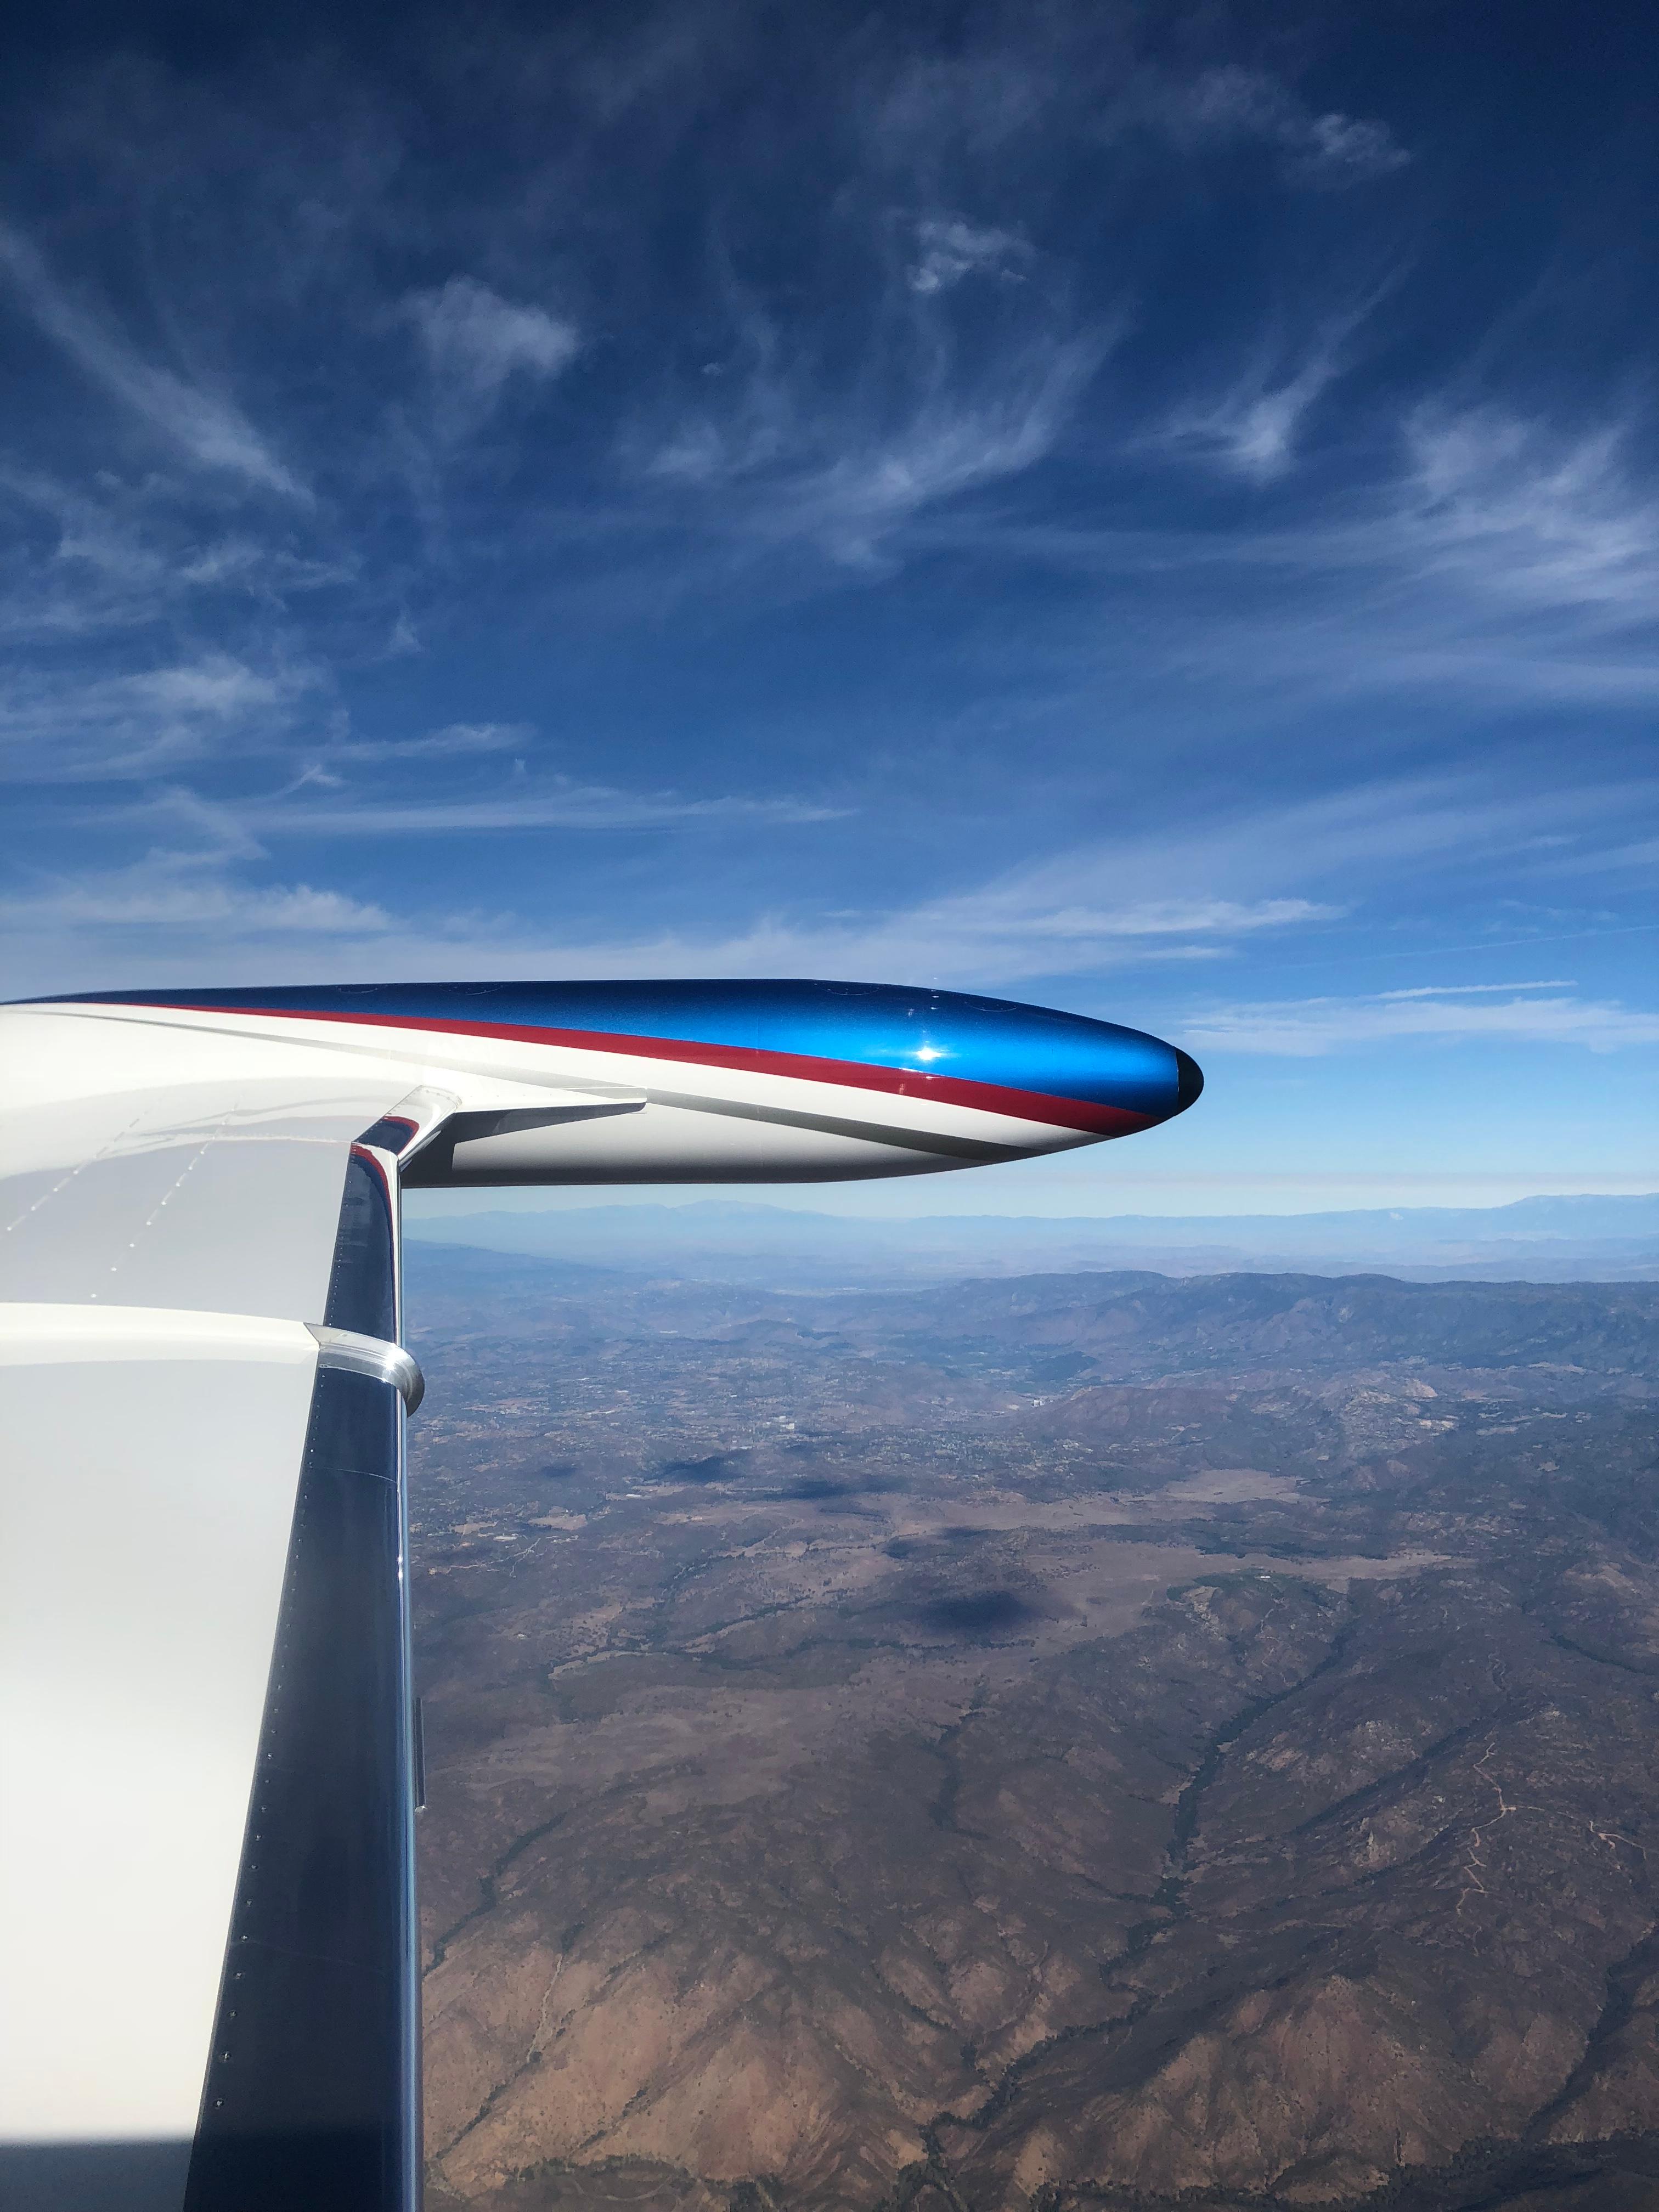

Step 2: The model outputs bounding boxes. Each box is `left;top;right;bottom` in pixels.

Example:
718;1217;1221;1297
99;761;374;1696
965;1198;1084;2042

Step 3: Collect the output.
120;1002;1159;1139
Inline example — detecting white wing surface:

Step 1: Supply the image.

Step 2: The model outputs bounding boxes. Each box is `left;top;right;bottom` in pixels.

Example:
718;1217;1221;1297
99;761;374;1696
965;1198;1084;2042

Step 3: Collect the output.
1;1010;432;2212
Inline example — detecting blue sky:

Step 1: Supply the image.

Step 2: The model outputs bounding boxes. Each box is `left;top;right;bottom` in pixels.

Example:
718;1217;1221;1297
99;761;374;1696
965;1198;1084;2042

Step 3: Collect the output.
3;1;1655;1214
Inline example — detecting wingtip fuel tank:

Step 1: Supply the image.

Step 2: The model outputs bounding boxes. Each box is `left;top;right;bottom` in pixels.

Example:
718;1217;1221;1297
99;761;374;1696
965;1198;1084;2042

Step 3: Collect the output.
26;977;1202;1185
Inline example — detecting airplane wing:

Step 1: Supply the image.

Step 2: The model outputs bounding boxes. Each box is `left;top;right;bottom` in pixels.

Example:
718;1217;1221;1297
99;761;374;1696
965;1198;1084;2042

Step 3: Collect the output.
0;983;1200;2212
0;1011;447;2212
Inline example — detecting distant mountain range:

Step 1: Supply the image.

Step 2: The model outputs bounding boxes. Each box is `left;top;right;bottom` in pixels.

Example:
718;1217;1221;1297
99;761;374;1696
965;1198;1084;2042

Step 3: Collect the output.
404;1190;1659;1284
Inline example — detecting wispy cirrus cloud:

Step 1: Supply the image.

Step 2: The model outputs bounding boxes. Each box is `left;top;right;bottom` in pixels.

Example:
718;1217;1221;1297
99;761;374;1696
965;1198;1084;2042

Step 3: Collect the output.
405;276;580;417
133;783;269;865
690;777;1650;990
1165;348;1344;481
1400;407;1659;617
321;721;535;763
370;839;1346;993
1011;397;1659;714
0;871;395;936
0;466;351;657
907;217;1030;296
65;771;1644;995
1138;65;1411;188
174;537;354;595
12;770;1651;1019
124;658;293;719
639;325;1109;568
123;887;1324;995
100;774;851;840
14;784;1358;997
785;347;1108;567
1018;777;1643;902
1184;987;1659;1055
251;791;848;835
629;200;1110;567
0;651;324;782
1377;979;1577;1000
0;844;477;996
1158;287;1392;481
592;877;1340;996
0;223;306;499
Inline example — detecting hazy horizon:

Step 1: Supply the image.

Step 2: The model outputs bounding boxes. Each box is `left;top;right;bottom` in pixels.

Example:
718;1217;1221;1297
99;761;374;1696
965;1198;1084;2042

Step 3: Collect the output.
405;1186;1659;1288
408;1179;1659;1226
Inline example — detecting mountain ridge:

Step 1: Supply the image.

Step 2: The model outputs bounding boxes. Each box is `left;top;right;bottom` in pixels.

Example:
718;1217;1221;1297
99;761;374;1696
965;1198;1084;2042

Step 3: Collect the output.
404;1192;1659;1285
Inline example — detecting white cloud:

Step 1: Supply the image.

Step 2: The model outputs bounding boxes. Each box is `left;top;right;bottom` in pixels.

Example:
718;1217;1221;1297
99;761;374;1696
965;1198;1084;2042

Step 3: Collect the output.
1378;979;1576;1000
175;538;353;594
0;842;489;997
645;332;1108;569
1017;400;1659;710
15;777;1646;1005
383;860;1340;995
1025;777;1632;904
134;784;268;864
4;793;1351;998
402;889;1324;992
406;276;580;407
245;780;850;834
847;886;1335;980
0;470;174;642
324;721;535;763
0;223;305;498
1400;408;1659;617
1559;836;1659;874
792;352;1103;565
628;219;1110;567
1164;343;1344;482
1185;989;1659;1056
398;778;1637;992
0;652;321;782
194;772;1639;1001
1293;109;1410;185
766;778;1646;988
1159;66;1410;187
1156;275;1400;481
0;876;392;934
907;218;1028;296
125;657;289;719
1156;280;1401;483
0;470;353;664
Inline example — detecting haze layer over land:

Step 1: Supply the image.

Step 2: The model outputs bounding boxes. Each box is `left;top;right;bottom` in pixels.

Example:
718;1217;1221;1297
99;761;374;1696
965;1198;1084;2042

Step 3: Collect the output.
406;1193;1659;1286
410;1246;1659;2212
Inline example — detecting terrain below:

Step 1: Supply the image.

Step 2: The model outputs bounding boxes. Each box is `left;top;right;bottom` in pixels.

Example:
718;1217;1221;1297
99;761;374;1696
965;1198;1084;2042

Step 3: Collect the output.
409;1253;1659;2212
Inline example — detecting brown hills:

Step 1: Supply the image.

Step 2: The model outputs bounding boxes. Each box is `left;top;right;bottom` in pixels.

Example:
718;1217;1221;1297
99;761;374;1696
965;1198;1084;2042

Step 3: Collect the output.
407;1252;1659;2212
